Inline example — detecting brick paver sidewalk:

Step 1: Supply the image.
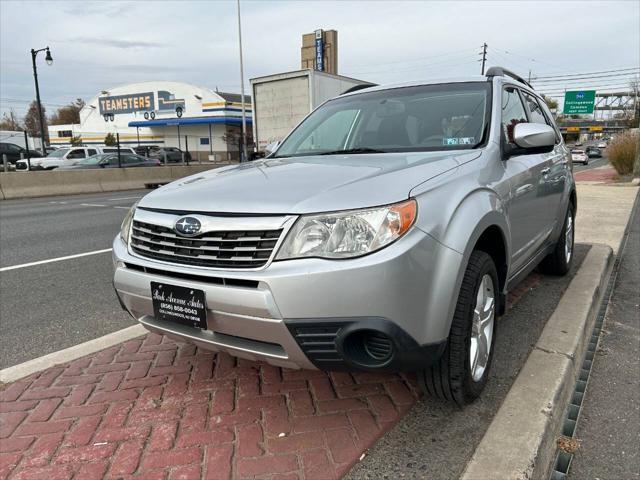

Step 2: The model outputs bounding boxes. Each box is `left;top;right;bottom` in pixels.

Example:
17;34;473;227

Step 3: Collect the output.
574;166;617;183
0;274;541;480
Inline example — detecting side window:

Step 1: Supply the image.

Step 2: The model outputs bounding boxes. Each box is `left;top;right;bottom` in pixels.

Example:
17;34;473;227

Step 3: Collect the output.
522;92;547;124
501;87;528;144
67;149;86;159
108;156;120;166
87;149;97;156
123;155;139;164
5;144;22;153
537;99;562;144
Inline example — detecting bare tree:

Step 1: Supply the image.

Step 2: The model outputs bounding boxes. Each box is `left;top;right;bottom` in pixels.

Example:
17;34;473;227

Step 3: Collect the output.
0;109;22;131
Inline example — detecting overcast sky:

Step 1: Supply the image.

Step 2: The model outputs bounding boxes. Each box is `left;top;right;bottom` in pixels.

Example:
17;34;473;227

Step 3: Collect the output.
1;0;638;117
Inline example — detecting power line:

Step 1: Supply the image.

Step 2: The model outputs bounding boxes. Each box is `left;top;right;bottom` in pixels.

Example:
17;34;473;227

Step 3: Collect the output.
533;71;640;84
537;79;639;90
490;46;567;73
538;85;636;95
345;51;480;75
346;47;479;70
533;66;640;80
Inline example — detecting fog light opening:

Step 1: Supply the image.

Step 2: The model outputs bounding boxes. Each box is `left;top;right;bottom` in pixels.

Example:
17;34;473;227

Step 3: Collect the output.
343;330;394;367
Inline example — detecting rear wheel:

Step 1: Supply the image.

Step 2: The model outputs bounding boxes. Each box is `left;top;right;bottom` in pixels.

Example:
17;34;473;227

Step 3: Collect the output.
418;251;498;406
539;201;574;276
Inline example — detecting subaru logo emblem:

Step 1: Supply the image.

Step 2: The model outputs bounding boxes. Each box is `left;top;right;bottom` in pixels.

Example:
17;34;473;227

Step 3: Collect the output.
174;216;201;236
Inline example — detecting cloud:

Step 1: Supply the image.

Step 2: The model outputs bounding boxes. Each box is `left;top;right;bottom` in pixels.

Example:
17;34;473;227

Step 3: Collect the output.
66;37;166;49
1;0;638;117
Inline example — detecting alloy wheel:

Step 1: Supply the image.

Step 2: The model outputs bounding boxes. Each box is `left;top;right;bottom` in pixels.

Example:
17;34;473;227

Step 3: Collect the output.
565;213;574;263
470;274;495;382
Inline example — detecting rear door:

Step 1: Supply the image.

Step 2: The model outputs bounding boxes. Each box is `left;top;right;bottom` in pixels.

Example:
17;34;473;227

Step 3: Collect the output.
500;86;553;273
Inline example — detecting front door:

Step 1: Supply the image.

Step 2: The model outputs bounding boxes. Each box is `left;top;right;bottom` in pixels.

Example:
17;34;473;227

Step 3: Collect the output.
500;86;553;274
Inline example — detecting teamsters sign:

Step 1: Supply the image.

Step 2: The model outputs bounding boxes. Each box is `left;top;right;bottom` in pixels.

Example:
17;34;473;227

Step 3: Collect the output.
99;92;155;115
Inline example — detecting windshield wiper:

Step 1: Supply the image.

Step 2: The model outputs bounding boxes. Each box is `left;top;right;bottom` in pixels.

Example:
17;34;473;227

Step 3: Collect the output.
316;147;388;155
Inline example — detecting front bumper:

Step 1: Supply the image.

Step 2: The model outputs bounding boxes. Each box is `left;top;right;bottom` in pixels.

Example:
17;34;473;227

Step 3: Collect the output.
112;226;461;371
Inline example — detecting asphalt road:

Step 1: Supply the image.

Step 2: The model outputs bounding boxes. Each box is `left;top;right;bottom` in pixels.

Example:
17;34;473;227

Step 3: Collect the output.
0;190;148;368
571;143;610;173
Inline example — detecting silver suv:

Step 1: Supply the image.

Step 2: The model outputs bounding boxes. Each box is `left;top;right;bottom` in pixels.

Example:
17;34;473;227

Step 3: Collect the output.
113;67;575;405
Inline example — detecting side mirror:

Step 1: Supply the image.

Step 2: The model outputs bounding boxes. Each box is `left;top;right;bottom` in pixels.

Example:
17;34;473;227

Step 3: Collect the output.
513;123;556;150
265;140;280;156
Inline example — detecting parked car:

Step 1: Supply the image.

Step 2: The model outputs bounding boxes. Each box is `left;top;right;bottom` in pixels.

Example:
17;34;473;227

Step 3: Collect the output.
585;146;601;158
0;142;44;166
113;67;576;405
17;146;136;171
571;149;589;165
145;146;192;163
58;153;162;170
597;142;607;149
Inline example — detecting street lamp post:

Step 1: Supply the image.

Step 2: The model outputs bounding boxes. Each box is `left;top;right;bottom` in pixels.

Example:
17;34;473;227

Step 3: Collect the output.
30;46;53;153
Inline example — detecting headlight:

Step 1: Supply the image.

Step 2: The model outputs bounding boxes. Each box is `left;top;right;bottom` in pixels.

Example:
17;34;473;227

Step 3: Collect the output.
120;202;138;244
276;199;417;260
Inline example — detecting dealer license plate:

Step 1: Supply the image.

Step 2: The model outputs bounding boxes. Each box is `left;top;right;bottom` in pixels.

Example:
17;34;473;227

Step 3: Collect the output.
151;282;207;329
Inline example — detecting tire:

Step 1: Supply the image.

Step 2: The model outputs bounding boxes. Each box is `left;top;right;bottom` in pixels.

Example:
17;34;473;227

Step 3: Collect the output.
418;251;499;406
539;201;575;276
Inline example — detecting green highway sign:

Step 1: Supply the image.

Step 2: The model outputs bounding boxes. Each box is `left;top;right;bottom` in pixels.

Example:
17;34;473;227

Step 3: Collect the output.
563;90;596;114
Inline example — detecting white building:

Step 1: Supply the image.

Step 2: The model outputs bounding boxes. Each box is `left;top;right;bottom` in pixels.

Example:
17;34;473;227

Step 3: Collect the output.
48;81;252;162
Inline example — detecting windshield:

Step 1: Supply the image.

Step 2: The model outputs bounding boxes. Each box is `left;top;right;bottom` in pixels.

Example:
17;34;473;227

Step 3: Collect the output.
47;148;70;158
77;154;110;165
274;82;491;158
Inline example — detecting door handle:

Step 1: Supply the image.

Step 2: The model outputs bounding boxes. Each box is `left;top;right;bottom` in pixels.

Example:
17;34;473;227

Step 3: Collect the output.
541;168;551;175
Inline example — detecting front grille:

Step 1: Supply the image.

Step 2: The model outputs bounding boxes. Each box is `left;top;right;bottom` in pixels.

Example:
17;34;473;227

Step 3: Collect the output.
130;220;282;269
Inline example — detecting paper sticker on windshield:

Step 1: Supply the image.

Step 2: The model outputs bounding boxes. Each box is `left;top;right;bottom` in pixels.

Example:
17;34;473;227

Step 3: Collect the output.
443;137;475;146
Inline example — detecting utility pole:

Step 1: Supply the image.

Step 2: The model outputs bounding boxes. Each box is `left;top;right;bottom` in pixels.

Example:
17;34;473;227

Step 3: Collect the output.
236;0;248;163
480;43;487;75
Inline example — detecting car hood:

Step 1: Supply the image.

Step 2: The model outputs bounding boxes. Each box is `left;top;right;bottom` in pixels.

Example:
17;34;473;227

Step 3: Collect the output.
139;150;481;214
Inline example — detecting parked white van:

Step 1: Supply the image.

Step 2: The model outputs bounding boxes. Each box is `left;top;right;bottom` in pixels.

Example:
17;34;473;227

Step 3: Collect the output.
16;146;136;171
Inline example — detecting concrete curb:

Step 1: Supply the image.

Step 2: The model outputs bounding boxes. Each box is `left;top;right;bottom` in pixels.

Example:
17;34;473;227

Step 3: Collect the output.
461;244;613;480
0;324;146;384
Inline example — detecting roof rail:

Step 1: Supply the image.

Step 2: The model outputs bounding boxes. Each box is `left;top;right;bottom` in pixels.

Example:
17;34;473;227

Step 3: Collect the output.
341;83;377;95
485;66;533;89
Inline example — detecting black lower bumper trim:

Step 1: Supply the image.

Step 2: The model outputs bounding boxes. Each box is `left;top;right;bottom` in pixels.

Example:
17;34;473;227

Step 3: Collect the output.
285;317;446;372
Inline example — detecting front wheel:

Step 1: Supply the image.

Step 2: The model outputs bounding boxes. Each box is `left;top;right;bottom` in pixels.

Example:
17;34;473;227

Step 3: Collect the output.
418;251;498;406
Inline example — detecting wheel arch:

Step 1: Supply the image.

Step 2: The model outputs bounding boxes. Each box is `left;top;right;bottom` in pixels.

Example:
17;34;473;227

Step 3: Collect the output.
435;189;511;335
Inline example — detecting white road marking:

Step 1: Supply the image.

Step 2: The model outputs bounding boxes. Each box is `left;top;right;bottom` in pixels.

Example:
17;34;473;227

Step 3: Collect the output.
0;248;113;272
80;203;108;207
107;196;141;201
113;206;131;209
